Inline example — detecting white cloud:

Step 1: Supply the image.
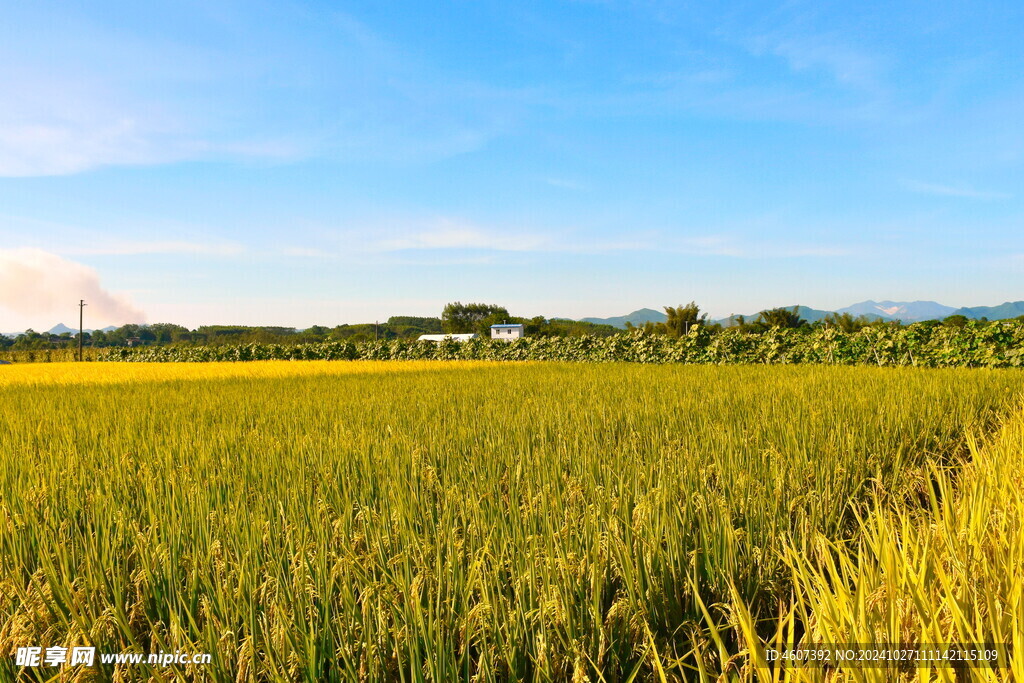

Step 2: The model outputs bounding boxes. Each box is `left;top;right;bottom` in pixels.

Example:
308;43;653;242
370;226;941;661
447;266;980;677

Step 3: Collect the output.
374;220;550;252
282;246;336;258
0;214;248;257
0;248;146;327
542;177;589;191
668;235;857;259
0;88;302;178
0;119;152;177
67;241;245;257
902;179;1011;200
360;218;857;261
0;6;524;177
0;61;200;177
760;34;884;91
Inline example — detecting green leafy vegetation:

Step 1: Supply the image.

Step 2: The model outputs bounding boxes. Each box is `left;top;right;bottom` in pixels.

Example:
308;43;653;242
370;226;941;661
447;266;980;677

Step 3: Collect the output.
57;319;1024;368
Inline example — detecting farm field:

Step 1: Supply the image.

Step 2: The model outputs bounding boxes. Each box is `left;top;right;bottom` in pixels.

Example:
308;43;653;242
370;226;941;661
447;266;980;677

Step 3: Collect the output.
1;361;1023;681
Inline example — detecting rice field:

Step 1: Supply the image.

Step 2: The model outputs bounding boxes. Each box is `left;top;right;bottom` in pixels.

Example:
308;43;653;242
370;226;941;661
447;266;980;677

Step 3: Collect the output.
0;359;507;387
1;361;1022;681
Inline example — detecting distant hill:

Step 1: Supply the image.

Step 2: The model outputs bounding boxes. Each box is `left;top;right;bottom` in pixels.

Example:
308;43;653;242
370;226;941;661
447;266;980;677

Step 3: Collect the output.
789;306;835;324
716;300;1024;325
951;301;1024;320
715;305;843;327
836;300;957;322
581;308;667;329
3;324;120;337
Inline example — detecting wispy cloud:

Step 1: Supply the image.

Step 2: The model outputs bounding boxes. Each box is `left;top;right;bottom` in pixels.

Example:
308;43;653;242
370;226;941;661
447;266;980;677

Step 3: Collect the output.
0;58;304;177
351;217;858;260
9;209;859;264
373;220;550;252
67;241;246;257
281;246;336;258
384;254;498;267
902;179;1011;200
0;215;248;258
750;32;885;92
542;177;589;191
666;235;856;259
0;118;157;177
0;6;525;177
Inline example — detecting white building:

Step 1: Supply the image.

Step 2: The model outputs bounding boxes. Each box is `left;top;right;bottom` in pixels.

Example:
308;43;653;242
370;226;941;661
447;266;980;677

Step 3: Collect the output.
490;323;525;341
417;333;477;342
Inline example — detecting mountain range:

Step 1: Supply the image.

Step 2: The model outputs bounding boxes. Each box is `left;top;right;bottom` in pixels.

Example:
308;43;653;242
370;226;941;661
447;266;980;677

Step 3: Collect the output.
714;305;858;327
47;323;120;335
581;300;1024;329
0;323;119;338
834;300;956;322
580;308;668;328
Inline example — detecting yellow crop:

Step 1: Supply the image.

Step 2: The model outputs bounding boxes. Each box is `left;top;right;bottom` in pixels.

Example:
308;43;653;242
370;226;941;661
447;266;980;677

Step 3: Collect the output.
1;362;1021;681
0;359;513;387
744;395;1024;682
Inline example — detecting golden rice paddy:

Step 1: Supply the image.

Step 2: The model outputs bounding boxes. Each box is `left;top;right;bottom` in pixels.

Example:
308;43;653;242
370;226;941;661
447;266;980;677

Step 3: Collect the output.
0;359;513;387
1;361;1021;681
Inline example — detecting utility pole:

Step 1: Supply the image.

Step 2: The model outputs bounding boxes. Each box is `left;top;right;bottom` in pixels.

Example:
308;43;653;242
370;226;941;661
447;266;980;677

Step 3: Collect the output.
78;299;87;361
374;320;378;340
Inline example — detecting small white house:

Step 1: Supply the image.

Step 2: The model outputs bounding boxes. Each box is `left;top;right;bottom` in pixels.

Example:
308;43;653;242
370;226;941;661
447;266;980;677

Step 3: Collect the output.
417;333;478;342
490;323;525;341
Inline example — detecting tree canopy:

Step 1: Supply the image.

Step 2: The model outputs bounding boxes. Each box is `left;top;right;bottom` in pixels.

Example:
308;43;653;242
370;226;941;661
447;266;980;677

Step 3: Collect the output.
756;306;807;329
660;302;708;337
441;302;511;334
820;312;872;333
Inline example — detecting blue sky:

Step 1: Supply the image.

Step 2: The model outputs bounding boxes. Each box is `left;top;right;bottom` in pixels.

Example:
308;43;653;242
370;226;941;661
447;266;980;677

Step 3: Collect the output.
1;0;1022;329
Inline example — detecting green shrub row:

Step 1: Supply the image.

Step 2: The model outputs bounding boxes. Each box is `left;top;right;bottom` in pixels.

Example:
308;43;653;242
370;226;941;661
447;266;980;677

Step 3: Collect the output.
97;321;1024;367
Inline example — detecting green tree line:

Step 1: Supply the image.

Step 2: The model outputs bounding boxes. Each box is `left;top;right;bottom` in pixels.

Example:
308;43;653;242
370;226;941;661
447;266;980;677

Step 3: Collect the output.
3;302;1017;352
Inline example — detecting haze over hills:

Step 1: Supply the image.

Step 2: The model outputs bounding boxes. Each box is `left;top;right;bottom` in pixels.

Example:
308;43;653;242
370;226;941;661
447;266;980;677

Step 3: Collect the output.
46;323;119;335
715;305;848;327
0;323;120;338
580;308;667;328
951;302;1024;320
581;300;1024;329
833;300;1024;323
5;300;1024;337
836;300;957;322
